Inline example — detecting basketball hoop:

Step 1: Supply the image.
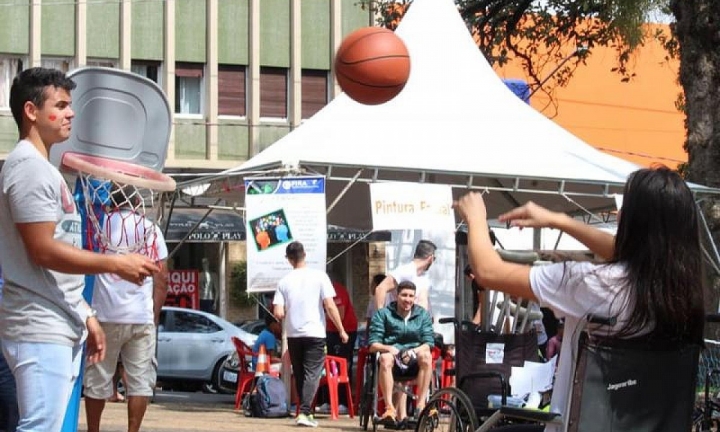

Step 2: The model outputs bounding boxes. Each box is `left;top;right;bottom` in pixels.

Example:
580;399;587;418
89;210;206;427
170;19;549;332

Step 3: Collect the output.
61;152;176;254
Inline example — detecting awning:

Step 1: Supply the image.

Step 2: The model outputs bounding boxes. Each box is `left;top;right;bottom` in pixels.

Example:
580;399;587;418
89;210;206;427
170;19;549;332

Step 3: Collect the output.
164;208;391;243
164;208;246;243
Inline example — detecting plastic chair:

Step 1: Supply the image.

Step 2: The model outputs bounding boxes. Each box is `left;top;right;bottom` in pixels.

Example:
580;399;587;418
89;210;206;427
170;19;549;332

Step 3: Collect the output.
295;355;355;420
230;336;257;410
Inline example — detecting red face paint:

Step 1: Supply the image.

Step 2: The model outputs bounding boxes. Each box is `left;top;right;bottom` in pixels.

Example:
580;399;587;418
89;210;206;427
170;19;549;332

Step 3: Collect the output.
49;114;57;121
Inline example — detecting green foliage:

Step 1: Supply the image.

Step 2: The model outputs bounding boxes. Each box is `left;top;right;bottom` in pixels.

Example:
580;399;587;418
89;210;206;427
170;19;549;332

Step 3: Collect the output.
229;261;253;307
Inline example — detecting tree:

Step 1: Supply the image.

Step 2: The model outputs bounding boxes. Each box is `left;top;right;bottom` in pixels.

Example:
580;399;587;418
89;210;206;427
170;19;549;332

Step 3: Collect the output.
362;0;720;310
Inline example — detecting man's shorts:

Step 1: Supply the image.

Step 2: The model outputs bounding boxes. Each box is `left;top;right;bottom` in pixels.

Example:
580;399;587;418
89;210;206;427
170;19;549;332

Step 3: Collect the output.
84;323;157;399
392;362;420;380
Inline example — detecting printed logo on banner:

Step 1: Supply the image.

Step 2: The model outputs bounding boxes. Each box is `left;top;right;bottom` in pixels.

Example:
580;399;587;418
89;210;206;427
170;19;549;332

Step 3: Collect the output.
165;269;200;309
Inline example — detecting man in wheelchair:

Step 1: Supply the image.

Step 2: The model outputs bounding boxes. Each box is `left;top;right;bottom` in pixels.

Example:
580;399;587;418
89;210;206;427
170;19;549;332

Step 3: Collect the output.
368;281;435;425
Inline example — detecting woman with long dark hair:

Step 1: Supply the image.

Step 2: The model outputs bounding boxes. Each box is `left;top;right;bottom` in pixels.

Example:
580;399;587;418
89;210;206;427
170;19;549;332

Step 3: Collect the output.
454;167;705;431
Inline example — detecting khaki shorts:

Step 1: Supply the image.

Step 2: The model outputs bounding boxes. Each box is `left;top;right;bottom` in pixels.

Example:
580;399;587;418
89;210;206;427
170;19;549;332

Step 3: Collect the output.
84;323;157;399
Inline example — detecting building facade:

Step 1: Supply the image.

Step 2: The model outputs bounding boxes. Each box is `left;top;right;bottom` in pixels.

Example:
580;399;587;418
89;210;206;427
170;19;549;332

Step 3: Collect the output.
0;0;372;171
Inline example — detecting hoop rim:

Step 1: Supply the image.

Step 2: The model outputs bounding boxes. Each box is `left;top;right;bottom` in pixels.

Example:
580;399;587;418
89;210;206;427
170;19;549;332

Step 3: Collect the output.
61;152;176;192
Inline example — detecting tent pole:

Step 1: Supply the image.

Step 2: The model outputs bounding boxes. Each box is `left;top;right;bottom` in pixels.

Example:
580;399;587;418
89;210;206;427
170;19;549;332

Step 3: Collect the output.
326;168;363;214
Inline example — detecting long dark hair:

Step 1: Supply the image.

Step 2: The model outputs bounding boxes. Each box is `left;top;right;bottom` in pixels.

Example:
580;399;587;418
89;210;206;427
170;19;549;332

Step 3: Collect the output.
613;167;705;344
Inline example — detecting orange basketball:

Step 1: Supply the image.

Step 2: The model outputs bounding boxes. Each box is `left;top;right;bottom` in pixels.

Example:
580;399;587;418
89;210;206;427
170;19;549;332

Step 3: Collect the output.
334;27;411;105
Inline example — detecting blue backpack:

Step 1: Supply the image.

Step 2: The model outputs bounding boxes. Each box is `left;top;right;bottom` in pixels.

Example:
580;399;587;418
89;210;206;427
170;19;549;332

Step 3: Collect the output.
248;375;289;418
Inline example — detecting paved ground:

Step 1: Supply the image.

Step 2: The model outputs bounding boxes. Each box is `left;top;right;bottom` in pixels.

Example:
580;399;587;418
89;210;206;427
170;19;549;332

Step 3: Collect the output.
75;391;361;432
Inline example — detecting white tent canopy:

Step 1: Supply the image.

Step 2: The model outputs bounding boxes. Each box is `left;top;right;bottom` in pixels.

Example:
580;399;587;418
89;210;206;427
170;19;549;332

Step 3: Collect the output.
179;0;717;230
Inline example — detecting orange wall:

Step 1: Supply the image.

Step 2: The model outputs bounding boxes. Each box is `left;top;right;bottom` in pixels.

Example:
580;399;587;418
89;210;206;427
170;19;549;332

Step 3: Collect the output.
494;25;686;168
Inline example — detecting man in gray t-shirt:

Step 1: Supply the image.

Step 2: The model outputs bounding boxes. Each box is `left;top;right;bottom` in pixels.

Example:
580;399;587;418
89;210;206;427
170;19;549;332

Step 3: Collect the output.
0;67;160;432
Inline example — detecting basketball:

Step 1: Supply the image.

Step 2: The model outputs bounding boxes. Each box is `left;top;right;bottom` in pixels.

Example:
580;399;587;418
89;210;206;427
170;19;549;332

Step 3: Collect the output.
334;27;411;105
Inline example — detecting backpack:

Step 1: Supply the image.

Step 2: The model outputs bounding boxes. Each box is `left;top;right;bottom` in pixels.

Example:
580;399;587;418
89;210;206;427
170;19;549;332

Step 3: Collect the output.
245;375;289;418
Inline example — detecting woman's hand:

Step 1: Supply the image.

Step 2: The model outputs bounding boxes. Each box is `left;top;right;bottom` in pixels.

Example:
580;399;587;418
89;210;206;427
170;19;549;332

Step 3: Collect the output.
453;192;488;223
498;201;565;230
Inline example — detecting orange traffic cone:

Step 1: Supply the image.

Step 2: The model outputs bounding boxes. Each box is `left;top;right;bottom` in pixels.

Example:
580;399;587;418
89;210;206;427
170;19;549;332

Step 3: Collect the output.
255;345;269;377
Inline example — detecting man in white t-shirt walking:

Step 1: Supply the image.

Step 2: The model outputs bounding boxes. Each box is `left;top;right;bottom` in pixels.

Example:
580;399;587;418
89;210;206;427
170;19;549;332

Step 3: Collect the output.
83;190;169;432
273;241;348;428
375;240;436;312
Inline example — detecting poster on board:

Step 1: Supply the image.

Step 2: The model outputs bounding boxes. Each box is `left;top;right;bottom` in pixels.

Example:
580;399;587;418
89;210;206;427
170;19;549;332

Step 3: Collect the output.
245;176;327;293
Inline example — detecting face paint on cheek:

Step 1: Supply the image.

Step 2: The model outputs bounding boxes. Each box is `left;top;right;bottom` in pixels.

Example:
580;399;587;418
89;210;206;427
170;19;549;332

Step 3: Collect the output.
49;114;57;121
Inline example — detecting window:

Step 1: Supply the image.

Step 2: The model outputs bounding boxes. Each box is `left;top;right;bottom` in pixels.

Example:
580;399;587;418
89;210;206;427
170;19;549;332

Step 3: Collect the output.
260;67;288;119
41;57;75;73
158;309;168;332
132;61;161;86
218;65;246;117
0;57;23;109
301;69;328;119
175;62;204;115
87;58;118;69
172;311;221;334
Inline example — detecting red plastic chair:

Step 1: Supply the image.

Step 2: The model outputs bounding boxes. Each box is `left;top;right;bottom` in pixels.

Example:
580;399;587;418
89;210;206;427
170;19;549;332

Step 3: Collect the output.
230;337;257;410
295;355;355;420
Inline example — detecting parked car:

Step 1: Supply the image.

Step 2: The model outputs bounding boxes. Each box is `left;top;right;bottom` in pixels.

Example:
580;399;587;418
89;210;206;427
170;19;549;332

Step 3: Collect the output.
156;306;257;394
238;319;267;336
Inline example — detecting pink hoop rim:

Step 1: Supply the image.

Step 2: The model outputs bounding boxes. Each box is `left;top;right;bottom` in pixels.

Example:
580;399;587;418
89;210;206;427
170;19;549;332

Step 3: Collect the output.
61;152;176;192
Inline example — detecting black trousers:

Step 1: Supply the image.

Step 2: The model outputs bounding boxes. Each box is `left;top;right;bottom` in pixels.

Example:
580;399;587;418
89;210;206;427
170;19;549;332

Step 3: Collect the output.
287;337;326;416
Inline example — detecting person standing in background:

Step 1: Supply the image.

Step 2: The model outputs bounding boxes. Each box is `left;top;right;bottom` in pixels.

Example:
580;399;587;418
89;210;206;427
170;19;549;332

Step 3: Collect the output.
83;186;169;432
325;279;358;411
273;241;348;428
374;240;436;312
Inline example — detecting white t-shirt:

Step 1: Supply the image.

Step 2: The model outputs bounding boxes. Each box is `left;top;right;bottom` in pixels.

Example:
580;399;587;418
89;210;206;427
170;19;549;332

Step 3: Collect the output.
386;262;431;311
530;261;631;432
92;210;168;324
273;267;336;338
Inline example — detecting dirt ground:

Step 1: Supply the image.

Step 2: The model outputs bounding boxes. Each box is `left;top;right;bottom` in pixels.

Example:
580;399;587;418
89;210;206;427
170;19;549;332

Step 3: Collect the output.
75;392;360;432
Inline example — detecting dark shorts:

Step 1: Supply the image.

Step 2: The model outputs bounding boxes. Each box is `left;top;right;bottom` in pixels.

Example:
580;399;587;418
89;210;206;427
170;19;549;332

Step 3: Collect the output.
392;362;419;380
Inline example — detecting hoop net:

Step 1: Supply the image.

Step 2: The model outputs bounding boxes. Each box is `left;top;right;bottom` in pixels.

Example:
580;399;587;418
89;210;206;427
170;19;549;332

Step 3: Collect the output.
61;152;176;255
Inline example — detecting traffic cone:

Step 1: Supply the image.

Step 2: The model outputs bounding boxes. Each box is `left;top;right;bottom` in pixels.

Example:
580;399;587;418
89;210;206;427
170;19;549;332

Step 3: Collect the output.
255;345;269;377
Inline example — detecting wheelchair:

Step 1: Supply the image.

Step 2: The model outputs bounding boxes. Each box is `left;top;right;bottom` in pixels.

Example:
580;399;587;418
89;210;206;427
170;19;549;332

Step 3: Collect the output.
416;314;701;432
358;341;446;431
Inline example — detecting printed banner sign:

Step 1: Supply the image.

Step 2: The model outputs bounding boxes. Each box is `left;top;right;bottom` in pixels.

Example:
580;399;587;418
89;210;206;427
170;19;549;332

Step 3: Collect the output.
164;269;200;309
369;182;455;231
245;176;327;293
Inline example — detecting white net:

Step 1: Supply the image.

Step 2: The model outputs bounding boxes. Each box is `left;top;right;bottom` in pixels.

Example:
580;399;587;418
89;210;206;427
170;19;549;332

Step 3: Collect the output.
77;172;163;255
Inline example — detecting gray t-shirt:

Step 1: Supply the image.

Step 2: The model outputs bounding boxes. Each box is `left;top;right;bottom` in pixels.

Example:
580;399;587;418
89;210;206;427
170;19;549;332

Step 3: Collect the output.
0;140;86;346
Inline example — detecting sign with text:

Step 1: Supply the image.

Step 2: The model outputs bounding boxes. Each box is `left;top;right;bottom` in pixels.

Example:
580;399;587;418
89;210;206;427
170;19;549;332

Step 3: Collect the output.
370;183;454;231
165;269;200;309
245;176;327;293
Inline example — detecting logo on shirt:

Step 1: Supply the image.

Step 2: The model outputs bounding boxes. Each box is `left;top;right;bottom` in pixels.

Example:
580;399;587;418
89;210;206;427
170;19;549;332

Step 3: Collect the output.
60;181;77;214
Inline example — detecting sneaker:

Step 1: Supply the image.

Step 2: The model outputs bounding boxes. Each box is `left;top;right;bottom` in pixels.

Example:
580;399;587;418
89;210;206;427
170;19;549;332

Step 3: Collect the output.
296;413;318;428
317;402;331;413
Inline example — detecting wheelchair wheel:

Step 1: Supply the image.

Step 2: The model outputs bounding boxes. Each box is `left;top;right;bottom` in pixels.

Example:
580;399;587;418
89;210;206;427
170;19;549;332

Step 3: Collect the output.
426;387;479;432
359;373;375;430
417;397;465;432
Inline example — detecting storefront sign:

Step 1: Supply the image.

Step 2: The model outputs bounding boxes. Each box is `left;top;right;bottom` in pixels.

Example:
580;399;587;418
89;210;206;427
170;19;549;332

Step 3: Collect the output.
165;269;200;309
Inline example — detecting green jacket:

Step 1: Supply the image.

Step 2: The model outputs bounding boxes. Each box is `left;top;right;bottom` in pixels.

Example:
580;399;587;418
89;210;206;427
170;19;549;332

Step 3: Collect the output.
368;302;435;351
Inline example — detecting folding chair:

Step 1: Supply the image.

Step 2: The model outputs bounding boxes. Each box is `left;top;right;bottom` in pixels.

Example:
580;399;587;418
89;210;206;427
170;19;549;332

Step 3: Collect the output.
475;315;701;432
